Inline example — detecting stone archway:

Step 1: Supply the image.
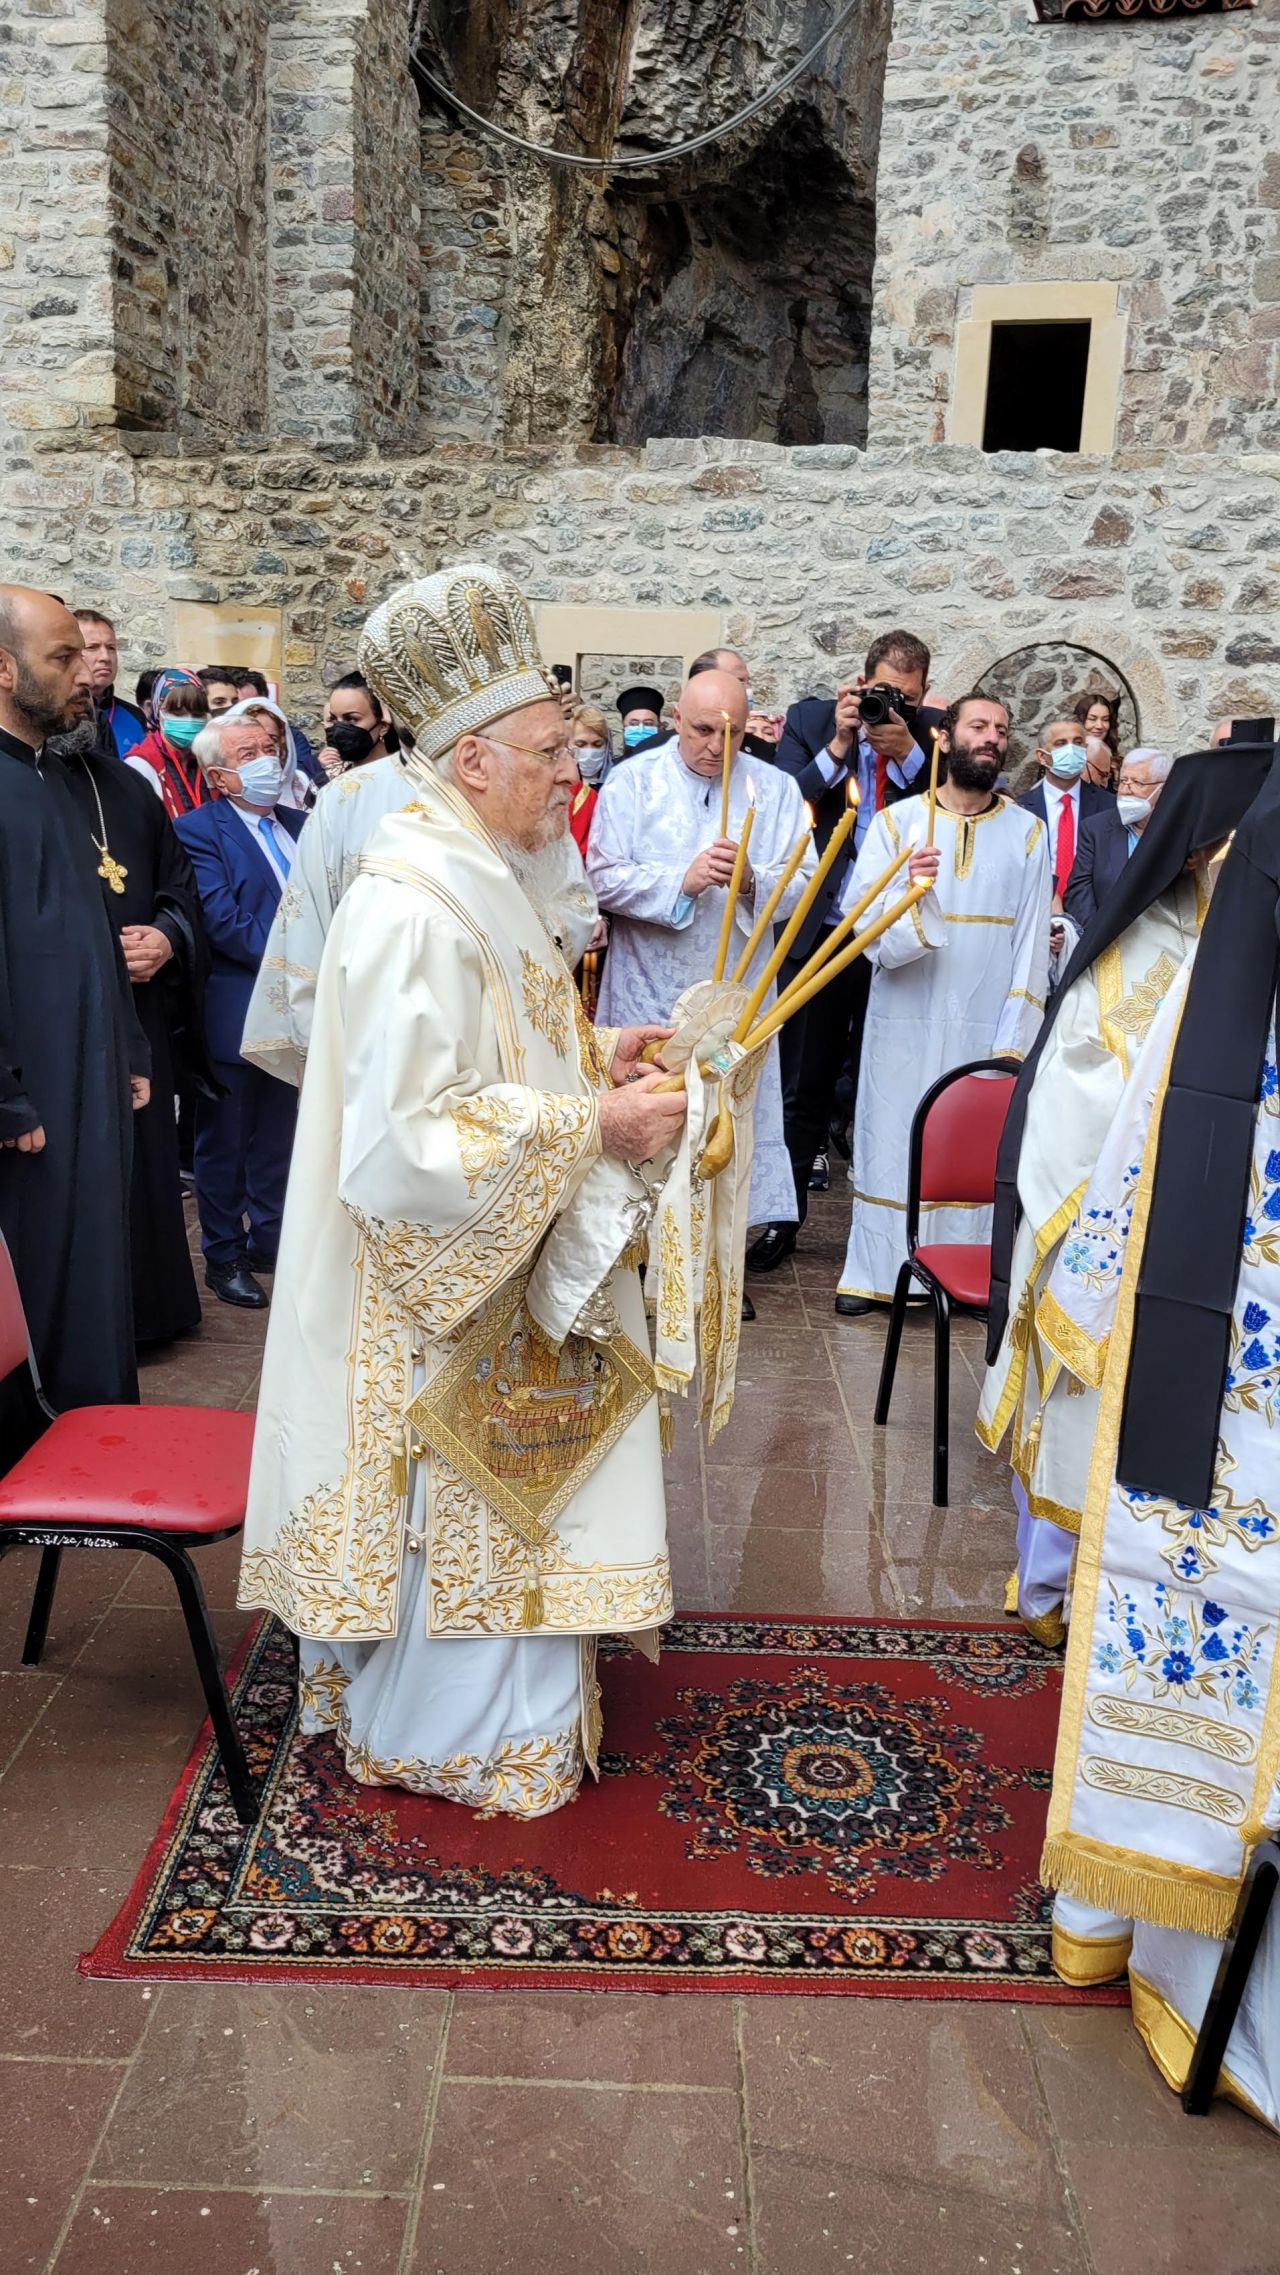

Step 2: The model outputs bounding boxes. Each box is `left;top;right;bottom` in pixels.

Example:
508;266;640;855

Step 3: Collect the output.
973;641;1141;790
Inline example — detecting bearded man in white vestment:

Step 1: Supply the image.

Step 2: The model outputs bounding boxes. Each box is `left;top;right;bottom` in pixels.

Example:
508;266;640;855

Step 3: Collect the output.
240;747;598;1088
835;693;1052;1315
586;670;815;1244
238;565;685;1817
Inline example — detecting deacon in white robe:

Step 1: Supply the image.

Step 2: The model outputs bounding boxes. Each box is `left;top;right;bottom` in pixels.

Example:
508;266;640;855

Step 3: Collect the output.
837;693;1052;1309
587;670;815;1229
241;750;599;1087
238;563;686;1817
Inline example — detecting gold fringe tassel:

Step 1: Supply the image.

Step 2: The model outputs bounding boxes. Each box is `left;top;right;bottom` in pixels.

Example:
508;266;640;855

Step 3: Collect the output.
517;1578;545;1629
1039;1834;1239;1941
388;1426;410;1500
658;1394;674;1455
1003;1571;1020;1615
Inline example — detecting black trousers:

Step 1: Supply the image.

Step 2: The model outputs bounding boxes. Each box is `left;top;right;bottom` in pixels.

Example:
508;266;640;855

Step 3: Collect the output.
778;939;872;1224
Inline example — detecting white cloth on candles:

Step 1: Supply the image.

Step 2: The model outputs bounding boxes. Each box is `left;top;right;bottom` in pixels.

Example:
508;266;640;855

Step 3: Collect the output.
587;736;815;1228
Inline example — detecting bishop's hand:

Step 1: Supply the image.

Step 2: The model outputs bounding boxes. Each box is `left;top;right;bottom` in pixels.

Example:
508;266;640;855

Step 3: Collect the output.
598;1072;687;1164
609;1024;674;1087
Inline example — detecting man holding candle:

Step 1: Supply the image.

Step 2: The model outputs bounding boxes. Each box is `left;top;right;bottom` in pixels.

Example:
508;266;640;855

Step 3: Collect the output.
750;631;941;1276
587;669;816;1285
835;692;1052;1316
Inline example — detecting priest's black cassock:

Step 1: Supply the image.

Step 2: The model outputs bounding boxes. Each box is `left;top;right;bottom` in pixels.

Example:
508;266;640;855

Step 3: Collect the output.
0;723;147;1452
54;744;211;1344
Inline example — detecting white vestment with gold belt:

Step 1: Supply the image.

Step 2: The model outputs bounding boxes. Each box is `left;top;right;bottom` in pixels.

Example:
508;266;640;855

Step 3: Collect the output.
838;795;1052;1306
237;776;671;1816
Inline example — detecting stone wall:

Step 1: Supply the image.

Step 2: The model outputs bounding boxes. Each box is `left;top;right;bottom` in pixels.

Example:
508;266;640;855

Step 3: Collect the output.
6;434;1272;749
871;0;1280;451
0;0;116;447
107;0;268;439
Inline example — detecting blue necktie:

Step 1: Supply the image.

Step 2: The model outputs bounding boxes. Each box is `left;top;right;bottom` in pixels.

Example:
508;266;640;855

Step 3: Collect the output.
259;816;290;877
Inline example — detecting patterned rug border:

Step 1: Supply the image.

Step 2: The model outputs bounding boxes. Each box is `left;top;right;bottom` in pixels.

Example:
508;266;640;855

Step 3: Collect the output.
81;1612;1129;2003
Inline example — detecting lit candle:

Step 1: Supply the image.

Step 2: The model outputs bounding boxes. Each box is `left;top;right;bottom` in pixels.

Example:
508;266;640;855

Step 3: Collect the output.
926;726;942;849
765;842;911;1029
730;817;812;985
731;805;857;1042
712;803;755;984
718;710;733;840
741;880;933;1053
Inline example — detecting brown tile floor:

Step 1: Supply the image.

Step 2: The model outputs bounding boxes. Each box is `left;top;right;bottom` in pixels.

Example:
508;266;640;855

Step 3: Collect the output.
2;1191;1272;2274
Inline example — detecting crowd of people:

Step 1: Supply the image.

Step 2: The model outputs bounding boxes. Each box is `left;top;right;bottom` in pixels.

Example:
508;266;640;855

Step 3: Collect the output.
2;565;1278;2118
0;584;1251;1405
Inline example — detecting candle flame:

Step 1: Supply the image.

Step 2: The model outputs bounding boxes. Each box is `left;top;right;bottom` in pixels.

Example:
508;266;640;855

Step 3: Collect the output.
846;777;861;808
803;802;814;830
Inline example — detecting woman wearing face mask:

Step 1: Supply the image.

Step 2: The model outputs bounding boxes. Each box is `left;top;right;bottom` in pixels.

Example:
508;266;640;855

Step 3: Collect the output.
318;671;395;782
567;704;611;854
124;667;213;820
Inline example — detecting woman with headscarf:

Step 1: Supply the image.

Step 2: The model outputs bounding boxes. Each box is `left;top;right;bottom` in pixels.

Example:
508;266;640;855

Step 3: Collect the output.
124;667;212;820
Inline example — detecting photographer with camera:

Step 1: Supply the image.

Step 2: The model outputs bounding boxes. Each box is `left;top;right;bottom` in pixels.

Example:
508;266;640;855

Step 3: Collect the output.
748;630;942;1275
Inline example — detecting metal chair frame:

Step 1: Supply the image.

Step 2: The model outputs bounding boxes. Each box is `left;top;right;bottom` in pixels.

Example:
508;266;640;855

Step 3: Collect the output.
0;1237;258;1825
873;1057;1021;1507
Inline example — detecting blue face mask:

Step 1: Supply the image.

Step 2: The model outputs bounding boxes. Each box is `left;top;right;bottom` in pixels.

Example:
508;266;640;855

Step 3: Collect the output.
1047;742;1088;781
622;721;654;750
163;714;204;750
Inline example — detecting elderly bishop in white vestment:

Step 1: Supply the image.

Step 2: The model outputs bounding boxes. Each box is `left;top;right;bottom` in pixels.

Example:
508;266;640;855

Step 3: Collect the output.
238;565;686;1817
587;671;815;1231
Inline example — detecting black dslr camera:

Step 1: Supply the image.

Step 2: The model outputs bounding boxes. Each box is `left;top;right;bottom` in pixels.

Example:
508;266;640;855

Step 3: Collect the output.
857;683;912;729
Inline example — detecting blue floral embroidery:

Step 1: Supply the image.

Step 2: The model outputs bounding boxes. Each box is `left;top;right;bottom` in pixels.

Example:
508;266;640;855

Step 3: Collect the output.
1203;1601;1227;1626
1100;1583;1268;1713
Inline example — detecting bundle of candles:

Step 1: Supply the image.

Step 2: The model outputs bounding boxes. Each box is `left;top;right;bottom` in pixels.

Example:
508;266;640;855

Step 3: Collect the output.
650;716;944;1091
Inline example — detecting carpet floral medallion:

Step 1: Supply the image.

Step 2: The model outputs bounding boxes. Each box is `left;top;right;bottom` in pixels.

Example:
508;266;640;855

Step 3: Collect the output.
84;1614;1125;2000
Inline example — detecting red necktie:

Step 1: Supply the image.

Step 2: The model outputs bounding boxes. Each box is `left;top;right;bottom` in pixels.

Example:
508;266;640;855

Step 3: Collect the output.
1054;791;1075;897
875;750;889;811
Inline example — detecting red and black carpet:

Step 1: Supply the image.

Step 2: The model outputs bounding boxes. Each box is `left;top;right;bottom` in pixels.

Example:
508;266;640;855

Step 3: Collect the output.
83;1613;1124;2000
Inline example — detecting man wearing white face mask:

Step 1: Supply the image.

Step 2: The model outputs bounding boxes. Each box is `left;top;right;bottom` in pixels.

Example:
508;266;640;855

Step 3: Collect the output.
1064;748;1172;933
176;716;306;1307
1020;719;1113;904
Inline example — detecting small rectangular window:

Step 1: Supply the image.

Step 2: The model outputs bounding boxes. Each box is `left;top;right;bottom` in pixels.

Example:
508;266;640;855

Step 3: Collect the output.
982;319;1091;453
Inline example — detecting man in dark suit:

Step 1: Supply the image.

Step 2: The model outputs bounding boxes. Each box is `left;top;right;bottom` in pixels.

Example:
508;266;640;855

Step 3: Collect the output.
176;715;306;1308
1019;718;1113;905
748;628;942;1273
1064;748;1172;933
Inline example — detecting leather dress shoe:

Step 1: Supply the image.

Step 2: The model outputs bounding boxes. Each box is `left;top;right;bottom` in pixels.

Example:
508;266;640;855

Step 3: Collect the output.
206;1262;269;1309
834;1292;876;1318
741;1292;756;1322
746;1224;796;1275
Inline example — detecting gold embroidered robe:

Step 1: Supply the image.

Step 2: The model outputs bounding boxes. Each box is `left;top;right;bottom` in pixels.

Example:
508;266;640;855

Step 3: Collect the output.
237;775;671;1647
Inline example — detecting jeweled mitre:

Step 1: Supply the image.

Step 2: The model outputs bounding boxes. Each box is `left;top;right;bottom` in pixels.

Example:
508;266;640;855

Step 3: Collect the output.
358;561;559;762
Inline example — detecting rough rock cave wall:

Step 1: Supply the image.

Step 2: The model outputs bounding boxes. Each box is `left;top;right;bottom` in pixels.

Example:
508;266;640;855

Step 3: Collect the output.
412;0;891;447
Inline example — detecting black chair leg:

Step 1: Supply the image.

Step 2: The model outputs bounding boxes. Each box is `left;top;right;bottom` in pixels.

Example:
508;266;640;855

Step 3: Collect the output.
931;1286;951;1507
21;1546;63;1667
1182;1840;1280;2115
874;1263;914;1427
160;1544;259;1826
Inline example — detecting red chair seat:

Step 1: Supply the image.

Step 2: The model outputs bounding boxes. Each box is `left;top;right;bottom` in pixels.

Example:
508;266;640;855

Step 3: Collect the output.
913;1243;991;1309
0;1405;254;1532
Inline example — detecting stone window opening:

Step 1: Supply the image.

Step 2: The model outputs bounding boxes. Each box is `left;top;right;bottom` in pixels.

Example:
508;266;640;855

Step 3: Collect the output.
981;320;1091;454
951;282;1126;454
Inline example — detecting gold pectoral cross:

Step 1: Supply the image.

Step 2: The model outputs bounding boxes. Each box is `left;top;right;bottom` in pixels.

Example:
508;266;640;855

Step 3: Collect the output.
97;849;128;894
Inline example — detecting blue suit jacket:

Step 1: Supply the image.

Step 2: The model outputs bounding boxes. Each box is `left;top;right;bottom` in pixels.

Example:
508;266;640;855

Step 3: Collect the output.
175;800;306;1063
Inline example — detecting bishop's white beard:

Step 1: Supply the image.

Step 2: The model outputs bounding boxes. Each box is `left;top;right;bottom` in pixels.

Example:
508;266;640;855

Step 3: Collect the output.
497;829;578;934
